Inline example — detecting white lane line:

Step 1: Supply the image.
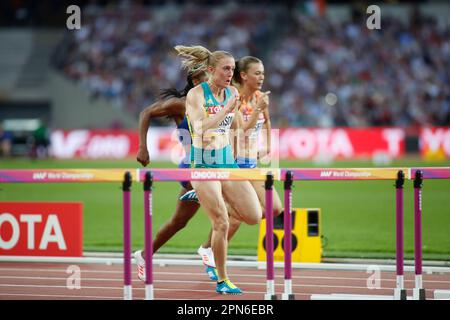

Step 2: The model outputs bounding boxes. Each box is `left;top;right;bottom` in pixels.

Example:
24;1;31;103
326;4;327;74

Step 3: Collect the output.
0;276;142;282
0;284;267;294
0;281;423;291
0;292;272;301
0;293;120;299
2;258;449;274
0;284;124;290
0;267;122;274
2;278;447;293
0;268;449;284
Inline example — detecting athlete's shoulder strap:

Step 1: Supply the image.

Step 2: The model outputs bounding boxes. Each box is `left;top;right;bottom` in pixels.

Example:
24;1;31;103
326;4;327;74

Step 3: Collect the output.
200;82;211;97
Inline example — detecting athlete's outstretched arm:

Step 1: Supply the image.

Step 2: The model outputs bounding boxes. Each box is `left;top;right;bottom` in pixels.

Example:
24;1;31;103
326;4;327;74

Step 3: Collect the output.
137;98;185;166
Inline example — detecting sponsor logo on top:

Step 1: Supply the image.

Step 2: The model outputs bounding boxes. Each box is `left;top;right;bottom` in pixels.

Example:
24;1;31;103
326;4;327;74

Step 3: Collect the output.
207;105;224;114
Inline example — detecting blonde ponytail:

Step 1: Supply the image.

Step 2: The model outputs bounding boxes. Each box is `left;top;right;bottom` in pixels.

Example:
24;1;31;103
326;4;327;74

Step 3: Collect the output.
174;45;234;73
174;45;211;72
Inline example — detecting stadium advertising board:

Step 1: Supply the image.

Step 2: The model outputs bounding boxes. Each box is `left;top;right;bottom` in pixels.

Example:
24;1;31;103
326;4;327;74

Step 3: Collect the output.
50;127;407;160
0;202;83;257
420;127;450;159
274;128;404;160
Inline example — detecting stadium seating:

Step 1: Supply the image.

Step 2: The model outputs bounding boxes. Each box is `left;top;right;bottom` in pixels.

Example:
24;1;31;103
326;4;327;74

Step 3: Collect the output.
51;3;450;128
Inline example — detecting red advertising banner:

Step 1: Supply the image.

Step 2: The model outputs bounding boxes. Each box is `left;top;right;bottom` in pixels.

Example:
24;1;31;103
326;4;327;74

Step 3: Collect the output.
0;202;83;257
50;129;140;159
420;127;450;159
49;127;406;160
50;128;182;161
274;128;405;159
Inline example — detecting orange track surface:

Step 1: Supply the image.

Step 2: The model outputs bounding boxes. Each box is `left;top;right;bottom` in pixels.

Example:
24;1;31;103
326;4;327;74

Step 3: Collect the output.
1;262;450;300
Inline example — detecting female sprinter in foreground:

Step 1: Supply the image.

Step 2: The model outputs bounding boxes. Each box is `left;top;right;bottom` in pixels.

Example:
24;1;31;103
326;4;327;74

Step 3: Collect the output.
181;45;262;295
134;68;241;282
134;69;221;281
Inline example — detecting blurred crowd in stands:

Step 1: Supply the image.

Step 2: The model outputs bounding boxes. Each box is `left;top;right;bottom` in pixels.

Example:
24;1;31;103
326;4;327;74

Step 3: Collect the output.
52;1;450;128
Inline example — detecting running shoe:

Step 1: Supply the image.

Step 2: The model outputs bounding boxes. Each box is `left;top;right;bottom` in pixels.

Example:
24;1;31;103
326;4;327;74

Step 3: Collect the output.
134;250;146;282
216;279;243;295
205;266;218;281
179;189;199;203
197;246;216;268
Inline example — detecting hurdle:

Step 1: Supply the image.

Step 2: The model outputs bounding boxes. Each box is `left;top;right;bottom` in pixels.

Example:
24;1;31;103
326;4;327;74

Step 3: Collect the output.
410;167;450;300
395;170;407;300
281;168;410;300
138;168;281;300
0;168;135;183
0;168;138;300
122;172;132;300
143;171;154;300
264;172;277;300
281;171;295;300
0;168;281;301
2;167;450;300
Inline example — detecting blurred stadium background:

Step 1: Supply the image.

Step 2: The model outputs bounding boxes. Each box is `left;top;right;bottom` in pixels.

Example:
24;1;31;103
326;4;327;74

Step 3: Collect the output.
1;0;450;260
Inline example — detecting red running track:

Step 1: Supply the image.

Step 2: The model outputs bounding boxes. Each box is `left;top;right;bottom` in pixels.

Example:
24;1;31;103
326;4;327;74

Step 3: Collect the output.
0;262;449;300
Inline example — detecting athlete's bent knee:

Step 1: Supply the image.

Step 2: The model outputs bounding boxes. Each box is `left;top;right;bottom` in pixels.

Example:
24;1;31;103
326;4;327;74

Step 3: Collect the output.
260;206;282;219
245;212;262;226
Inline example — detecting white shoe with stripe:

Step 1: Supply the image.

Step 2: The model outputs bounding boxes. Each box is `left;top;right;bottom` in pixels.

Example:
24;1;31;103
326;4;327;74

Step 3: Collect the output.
197;246;216;268
134;250;146;282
